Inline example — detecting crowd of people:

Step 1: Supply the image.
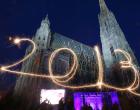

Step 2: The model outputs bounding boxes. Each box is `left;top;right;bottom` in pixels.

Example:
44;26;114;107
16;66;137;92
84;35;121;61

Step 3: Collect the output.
38;97;74;110
0;96;120;110
38;98;120;110
0;89;120;110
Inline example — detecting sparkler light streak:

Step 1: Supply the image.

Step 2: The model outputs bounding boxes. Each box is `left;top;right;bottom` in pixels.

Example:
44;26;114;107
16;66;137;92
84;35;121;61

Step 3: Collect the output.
0;38;140;96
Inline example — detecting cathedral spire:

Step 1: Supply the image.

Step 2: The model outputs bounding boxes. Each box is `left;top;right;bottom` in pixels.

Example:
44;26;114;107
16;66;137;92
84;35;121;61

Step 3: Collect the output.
41;15;50;27
99;0;109;14
34;15;51;49
98;0;138;75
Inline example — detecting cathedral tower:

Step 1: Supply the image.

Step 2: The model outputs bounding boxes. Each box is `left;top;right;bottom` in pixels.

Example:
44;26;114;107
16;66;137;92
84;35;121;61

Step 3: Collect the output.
98;0;138;75
34;15;51;49
14;16;51;110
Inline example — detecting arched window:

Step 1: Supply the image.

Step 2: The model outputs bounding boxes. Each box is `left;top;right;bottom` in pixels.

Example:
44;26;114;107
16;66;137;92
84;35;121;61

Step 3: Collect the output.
38;36;40;40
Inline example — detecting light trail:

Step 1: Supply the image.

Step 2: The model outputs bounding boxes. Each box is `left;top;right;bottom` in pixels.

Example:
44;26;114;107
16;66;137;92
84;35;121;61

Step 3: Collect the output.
94;46;104;89
0;38;140;96
48;48;79;83
1;38;36;70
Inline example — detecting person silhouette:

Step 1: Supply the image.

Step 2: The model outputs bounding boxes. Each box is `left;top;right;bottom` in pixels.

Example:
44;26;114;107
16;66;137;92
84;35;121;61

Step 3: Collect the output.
87;104;93;110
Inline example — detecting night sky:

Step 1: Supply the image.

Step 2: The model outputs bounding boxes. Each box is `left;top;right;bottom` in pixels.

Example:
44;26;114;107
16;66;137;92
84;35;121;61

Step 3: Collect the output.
0;0;140;89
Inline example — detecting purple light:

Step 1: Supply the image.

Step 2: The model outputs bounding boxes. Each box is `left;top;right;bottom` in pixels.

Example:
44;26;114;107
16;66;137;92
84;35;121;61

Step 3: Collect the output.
110;92;119;105
74;92;120;110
